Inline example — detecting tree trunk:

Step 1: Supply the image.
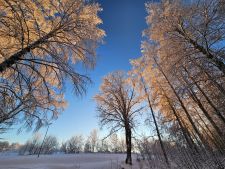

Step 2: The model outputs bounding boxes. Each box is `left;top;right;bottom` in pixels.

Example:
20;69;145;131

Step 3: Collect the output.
141;77;170;167
154;58;204;144
192;59;225;95
184;82;223;137
159;83;203;168
184;67;225;125
156;73;198;151
197;113;224;152
125;125;132;165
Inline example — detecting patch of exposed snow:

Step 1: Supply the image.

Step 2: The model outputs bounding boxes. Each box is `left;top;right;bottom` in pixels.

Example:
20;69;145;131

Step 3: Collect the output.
0;153;142;169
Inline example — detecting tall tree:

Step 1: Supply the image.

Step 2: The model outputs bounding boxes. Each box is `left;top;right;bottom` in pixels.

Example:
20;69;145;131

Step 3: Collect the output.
94;71;143;165
129;0;225;167
141;0;225;150
0;0;105;131
129;61;170;167
67;135;84;153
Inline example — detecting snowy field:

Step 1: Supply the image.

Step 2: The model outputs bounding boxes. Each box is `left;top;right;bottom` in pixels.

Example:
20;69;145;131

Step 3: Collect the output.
0;153;143;169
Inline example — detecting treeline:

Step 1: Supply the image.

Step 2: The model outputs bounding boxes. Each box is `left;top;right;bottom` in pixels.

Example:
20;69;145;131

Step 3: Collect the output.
18;130;126;155
19;134;58;155
129;0;225;168
0;141;20;152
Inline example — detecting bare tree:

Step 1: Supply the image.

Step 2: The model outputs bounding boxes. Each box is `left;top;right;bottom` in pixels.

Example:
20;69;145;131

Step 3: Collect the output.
41;135;58;154
94;71;143;165
19;133;41;155
67;135;84;154
60;142;68;154
0;0;104;131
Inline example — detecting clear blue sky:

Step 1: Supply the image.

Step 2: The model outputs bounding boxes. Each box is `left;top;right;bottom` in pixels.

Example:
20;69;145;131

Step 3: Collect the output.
2;0;149;144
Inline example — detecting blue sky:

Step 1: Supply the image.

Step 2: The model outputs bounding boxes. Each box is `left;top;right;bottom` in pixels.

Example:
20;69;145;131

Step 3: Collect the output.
2;0;149;144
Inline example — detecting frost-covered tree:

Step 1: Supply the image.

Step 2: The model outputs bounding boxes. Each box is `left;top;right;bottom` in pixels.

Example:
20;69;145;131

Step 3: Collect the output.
118;137;126;153
98;139;110;153
130;61;170;167
84;138;92;153
19;133;58;155
94;71;143;165
142;0;225;151
67;135;84;153
89;129;98;152
0;0;105;131
109;133;119;153
41;135;58;154
60;142;68;154
19;133;41;155
130;0;225;168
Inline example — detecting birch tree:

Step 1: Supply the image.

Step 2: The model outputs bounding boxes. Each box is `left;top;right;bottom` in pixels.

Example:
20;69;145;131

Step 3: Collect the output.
130;60;170;167
0;0;105;131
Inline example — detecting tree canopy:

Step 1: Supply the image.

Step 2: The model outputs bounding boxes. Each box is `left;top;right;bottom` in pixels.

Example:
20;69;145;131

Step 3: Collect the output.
0;0;105;131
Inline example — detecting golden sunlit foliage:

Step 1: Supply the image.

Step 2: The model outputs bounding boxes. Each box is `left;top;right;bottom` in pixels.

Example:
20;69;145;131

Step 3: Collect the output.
94;71;143;165
130;0;225;167
0;0;105;131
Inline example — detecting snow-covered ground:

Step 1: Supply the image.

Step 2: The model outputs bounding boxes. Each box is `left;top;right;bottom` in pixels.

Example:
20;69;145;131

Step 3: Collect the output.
0;153;144;169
